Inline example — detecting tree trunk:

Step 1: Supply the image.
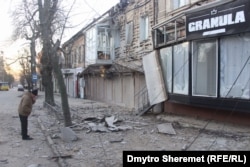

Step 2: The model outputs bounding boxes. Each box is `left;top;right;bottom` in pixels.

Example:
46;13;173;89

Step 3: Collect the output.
38;0;56;106
40;41;55;105
42;68;55;105
53;53;72;127
38;0;71;126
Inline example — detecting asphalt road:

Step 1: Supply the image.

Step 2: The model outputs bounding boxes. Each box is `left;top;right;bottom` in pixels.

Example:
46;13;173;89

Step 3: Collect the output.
0;88;23;114
0;88;58;167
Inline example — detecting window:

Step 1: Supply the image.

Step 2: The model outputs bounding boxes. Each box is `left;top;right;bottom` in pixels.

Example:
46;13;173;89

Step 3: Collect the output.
160;47;172;93
159;42;189;95
97;26;110;50
70;51;73;67
83;46;85;62
220;34;250;99
74;49;78;65
140;15;149;41
192;39;217;97
114;28;120;48
78;47;81;63
173;42;189;94
173;0;189;10
74;50;77;67
153;15;186;48
126;22;133;45
97;26;111;60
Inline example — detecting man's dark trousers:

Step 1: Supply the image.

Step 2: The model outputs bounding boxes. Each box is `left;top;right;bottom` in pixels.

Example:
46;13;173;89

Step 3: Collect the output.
19;115;28;138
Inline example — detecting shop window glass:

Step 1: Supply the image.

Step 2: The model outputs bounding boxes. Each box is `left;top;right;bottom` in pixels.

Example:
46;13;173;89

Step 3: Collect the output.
192;39;217;97
220;34;250;99
173;42;189;94
160;47;172;93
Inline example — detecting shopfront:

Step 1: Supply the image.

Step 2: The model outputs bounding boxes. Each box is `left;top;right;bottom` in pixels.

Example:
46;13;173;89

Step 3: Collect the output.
155;0;250;113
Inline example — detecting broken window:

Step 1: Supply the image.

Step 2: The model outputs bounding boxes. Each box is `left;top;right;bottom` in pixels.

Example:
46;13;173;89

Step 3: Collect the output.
97;25;111;60
153;16;186;48
220;34;250;99
173;42;189;94
160;47;173;93
159;42;189;95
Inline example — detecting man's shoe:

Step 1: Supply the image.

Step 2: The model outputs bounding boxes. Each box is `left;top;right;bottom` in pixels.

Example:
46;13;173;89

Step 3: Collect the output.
22;136;33;140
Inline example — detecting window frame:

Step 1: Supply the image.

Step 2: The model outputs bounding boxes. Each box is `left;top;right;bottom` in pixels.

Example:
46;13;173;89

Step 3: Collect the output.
114;28;120;48
192;39;218;97
140;15;149;42
220;34;250;99
172;0;190;10
97;25;111;60
160;46;173;93
125;21;134;45
159;42;189;95
173;42;189;95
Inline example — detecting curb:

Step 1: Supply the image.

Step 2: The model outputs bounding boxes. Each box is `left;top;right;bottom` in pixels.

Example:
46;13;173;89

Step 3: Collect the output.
37;117;68;167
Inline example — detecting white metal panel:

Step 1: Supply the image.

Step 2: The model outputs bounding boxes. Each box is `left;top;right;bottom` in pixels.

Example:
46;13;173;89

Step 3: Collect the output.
68;75;74;97
143;51;167;105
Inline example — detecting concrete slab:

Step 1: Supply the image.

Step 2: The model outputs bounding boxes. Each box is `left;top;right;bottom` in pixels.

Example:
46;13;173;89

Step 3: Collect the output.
60;127;78;142
157;123;176;135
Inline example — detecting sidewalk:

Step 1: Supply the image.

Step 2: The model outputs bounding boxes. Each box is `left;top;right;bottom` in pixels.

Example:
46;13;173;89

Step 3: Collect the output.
35;92;250;166
52;91;250;136
0;90;58;167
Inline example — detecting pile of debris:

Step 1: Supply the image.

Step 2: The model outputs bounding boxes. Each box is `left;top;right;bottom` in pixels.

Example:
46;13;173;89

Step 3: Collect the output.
70;115;133;133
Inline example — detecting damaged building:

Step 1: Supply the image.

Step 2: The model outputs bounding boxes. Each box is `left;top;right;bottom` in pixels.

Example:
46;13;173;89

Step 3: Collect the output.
153;0;250;125
61;0;250;125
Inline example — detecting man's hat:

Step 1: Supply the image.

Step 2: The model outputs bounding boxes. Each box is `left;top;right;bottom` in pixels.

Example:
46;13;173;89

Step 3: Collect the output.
31;89;38;96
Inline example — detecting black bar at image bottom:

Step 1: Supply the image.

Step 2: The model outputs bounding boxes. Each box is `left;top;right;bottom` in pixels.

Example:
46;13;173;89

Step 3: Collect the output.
123;151;250;167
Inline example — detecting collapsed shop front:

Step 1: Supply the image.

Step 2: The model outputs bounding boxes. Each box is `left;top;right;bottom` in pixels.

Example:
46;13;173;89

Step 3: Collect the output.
153;0;250;124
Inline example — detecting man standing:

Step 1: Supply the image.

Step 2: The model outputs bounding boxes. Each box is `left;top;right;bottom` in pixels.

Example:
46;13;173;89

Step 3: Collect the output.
18;89;38;140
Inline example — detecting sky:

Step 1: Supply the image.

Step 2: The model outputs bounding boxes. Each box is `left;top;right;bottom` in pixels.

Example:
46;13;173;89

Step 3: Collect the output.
0;0;119;76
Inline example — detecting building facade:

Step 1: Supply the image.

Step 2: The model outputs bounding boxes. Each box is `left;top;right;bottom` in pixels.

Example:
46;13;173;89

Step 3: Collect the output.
62;30;85;98
61;0;250;125
79;0;157;111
